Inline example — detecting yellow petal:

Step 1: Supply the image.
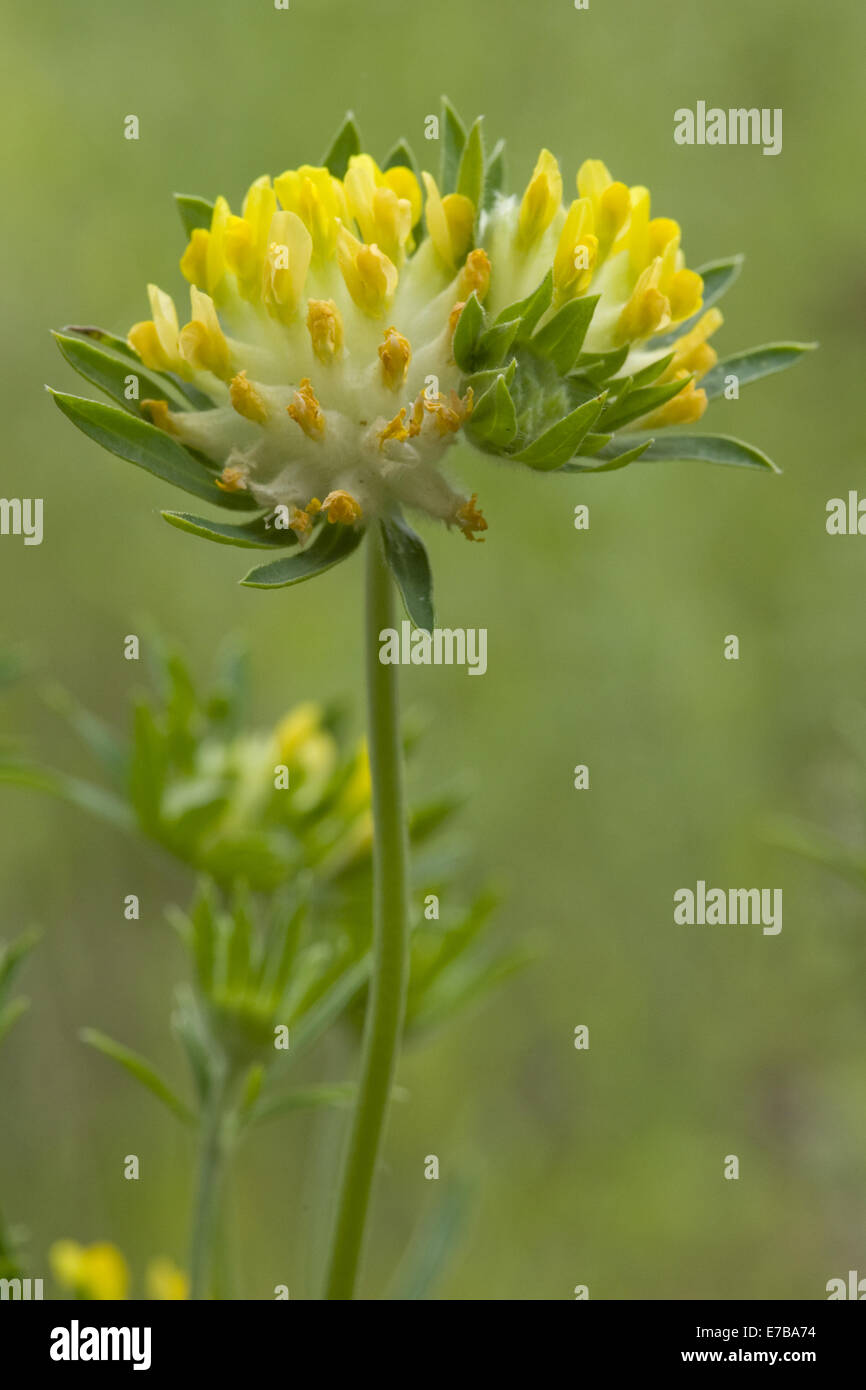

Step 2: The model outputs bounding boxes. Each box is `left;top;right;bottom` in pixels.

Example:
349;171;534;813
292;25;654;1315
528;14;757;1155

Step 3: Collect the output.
382;166;422;226
421;172;451;264
378;326;411;389
180;228;209;289
263;211;313;321
577;159;613;201
336;223;397;316
287;377;326;439
642;374;707;428
517;149;562;249
229;370;269;423
623;186;651;273
668;267;703;321
128;320;169;370
179;286;231;378
595;181;631;259
307;298;344;363
456;247;491;302
421;173;474;269
275;166;346;260
615;258;671;343
206;195;232;297
554;198;595;297
147;284;180;361
223;215;258;298
242;175;277;253
322;489;363;524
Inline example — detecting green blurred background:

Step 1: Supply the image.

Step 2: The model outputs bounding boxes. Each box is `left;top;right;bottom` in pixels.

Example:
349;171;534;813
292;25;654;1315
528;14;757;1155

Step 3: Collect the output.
1;0;864;1299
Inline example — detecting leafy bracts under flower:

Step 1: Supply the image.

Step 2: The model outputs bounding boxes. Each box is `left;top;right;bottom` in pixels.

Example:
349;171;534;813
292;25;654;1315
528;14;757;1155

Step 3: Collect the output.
49;100;812;624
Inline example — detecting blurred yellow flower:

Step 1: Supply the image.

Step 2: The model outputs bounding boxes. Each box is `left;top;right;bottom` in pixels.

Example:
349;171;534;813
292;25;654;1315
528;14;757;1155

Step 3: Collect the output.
49;1240;130;1300
146;1257;189;1300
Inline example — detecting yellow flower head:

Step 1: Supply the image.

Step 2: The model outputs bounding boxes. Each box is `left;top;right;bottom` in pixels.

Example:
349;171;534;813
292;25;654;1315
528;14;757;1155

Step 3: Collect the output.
53;101;810;598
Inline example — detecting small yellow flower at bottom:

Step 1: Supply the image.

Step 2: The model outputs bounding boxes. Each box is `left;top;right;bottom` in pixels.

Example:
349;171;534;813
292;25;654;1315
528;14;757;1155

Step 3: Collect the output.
146;1257;189;1301
49;1240;130;1300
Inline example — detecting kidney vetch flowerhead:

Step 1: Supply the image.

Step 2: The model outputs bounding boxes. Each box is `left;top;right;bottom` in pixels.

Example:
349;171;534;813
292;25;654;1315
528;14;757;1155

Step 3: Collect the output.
50;101;811;624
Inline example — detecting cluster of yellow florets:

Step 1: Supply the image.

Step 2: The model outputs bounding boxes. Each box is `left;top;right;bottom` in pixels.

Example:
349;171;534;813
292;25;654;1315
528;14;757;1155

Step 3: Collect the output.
128;148;720;539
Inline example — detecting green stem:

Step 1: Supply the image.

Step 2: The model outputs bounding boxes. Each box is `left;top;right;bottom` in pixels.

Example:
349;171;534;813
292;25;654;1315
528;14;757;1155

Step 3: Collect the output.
324;527;411;1300
188;1066;230;1300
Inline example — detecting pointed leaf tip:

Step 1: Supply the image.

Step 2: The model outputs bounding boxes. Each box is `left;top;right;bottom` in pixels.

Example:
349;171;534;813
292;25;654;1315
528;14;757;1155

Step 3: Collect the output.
241;519;365;588
321;112;362;179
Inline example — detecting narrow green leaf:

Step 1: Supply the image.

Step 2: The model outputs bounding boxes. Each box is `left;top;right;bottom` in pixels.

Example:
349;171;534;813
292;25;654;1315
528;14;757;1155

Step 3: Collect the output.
600;375;691;432
241;521;364;588
463;357;517;397
513;393;607;470
171;985;214;1101
701;342;816;400
456;117;485;215
0;929;41;1000
601;431;779;472
411;892;500;996
483;139;506;212
249;1082;357;1126
440;98;467;194
0;998;29;1046
563;439;654;473
475;318;520;368
226;891;253;991
695;255;745;309
410;949;530;1034
467;374;518;450
576;432;612;456
61;324;140;362
188;883;219;991
764;816;866;886
48;390;258;510
128;701;166;829
387;1180;473;1301
174;193;215;237
531;295;599;374
614;351;675;390
278;956;371;1066
0;760;135;831
162;510;297;549
52;331;192;414
321;111;361;179
573;344;630;384
43;685;127;782
236;1063;265;1126
494;270;553;337
451;292;485;372
264;902;306;1004
80;1028;195;1124
380;514;434;632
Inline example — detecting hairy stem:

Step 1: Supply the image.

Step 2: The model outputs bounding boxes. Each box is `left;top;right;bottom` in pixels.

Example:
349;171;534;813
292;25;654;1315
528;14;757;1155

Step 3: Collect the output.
324;527;411;1300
